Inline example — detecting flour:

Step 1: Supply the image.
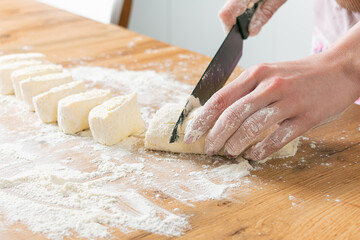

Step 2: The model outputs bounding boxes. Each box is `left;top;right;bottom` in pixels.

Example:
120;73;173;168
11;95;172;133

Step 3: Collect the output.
209;159;252;182
0;66;296;239
288;194;304;208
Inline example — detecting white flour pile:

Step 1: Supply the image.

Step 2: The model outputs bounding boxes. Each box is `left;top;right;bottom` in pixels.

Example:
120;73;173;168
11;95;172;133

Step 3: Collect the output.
0;66;254;239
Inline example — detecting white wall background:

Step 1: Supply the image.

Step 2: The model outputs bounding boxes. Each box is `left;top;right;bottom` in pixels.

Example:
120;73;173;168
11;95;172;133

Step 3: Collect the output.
129;0;314;68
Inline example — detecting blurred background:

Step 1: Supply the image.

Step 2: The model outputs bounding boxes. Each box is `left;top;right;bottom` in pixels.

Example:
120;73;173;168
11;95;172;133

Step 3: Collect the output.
38;0;314;68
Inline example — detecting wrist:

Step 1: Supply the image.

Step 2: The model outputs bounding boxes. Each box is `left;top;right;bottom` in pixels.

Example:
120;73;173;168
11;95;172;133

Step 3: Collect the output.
324;44;360;98
324;23;360;97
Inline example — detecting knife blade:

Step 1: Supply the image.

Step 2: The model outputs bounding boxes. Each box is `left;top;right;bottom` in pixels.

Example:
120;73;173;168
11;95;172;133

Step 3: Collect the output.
169;1;262;143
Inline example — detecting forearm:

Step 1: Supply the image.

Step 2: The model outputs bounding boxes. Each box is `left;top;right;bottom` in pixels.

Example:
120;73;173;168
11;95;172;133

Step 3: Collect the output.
326;21;360;92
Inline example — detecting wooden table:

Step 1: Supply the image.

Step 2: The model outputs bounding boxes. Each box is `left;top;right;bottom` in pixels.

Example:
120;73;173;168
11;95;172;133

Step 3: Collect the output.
0;0;360;239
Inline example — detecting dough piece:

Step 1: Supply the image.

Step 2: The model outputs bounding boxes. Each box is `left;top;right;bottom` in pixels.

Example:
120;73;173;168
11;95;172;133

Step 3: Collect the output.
89;94;144;145
12;64;63;99
145;104;207;154
58;89;112;134
0;60;42;94
145;104;299;158
261;138;299;161
33;81;86;123
0;53;45;65
20;72;73;111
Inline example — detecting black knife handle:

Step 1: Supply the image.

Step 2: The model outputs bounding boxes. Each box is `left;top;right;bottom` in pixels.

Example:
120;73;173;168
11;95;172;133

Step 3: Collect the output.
236;0;263;39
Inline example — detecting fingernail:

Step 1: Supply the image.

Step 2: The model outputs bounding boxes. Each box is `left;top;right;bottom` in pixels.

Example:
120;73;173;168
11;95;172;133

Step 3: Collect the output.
184;129;202;144
205;146;216;156
224;149;237;158
183;134;194;144
205;143;216;156
206;150;216;156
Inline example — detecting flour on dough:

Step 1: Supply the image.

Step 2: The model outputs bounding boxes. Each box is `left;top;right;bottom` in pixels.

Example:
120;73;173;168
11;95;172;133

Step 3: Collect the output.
145;103;299;159
20;72;73;111
89;93;144;145
0;60;42;94
12;64;63;99
145;103;207;154
58;89;112;134
34;81;86;123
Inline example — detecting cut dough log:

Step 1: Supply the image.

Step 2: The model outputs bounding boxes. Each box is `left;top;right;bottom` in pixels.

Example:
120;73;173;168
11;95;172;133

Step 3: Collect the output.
145;104;299;159
145;104;206;154
12;64;63;99
33;81;86;123
20;72;73;111
89;94;144;145
0;60;42;94
58;89;112;134
0;53;45;65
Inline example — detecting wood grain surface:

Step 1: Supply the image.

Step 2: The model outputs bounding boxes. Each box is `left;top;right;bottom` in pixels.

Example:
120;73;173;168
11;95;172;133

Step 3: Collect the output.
0;0;360;239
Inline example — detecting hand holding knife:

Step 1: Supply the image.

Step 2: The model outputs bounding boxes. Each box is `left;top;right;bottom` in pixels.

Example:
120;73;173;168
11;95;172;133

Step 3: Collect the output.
170;0;263;143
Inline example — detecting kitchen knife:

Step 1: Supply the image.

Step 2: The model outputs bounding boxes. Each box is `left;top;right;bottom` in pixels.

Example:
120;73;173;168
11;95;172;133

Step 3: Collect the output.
169;1;262;143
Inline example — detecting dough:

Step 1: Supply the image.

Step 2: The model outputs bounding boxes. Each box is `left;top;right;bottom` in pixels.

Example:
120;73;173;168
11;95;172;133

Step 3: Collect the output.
33;81;86;123
145;104;207;154
145;104;299;159
89;93;144;145
58;89;112;134
260;137;299;162
0;53;45;65
0;60;43;94
20;72;73;111
12;64;63;99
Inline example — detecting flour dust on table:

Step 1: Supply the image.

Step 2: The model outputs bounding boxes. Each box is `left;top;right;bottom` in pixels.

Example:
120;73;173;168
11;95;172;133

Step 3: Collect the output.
0;63;299;239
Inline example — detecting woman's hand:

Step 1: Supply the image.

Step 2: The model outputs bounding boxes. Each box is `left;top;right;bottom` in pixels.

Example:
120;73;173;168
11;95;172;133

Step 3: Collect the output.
219;0;287;35
183;22;360;161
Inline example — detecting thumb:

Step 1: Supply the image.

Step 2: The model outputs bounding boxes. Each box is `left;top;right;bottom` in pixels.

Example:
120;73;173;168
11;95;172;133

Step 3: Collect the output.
249;0;287;36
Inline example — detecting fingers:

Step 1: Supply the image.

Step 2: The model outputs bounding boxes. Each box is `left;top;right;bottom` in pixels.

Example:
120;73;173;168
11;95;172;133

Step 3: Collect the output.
219;0;252;33
184;64;271;144
204;77;282;155
223;101;295;157
249;0;287;36
244;117;307;161
219;0;287;36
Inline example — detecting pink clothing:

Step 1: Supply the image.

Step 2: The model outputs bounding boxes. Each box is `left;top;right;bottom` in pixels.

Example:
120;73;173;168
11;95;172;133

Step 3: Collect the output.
311;29;330;54
312;0;360;104
314;0;360;44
